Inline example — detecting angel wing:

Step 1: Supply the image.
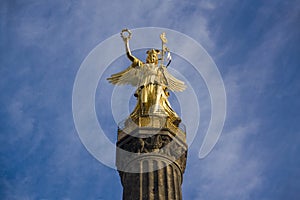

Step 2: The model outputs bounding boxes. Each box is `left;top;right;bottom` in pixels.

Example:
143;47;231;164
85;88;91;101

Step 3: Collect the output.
107;64;141;86
160;66;186;92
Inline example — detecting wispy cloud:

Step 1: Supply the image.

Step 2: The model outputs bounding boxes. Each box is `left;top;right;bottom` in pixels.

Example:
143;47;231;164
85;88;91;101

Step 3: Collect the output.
188;124;263;200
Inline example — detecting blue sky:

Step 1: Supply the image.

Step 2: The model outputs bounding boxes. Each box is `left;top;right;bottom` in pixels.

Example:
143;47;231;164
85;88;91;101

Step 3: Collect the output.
1;0;300;199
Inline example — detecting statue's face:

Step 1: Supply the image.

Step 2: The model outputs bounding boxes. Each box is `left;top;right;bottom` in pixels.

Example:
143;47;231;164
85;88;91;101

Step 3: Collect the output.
146;52;159;64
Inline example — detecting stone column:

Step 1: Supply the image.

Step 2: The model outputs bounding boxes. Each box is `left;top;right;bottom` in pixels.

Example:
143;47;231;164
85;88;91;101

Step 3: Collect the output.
116;116;187;200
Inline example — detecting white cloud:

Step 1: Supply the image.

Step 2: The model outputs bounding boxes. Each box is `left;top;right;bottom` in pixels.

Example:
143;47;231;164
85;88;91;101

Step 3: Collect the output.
184;123;263;200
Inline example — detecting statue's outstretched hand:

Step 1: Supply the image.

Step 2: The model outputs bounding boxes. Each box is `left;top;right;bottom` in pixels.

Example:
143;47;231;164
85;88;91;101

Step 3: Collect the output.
121;29;131;43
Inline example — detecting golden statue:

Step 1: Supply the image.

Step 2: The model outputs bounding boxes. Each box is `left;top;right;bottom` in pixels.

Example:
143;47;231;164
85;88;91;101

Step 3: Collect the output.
107;29;186;126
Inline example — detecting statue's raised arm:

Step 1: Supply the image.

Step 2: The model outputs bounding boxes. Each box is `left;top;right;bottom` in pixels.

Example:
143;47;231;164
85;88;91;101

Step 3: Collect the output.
121;29;143;68
107;29;142;86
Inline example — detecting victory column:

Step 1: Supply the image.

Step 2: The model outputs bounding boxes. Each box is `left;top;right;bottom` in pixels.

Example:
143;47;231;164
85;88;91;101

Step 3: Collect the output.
108;29;188;200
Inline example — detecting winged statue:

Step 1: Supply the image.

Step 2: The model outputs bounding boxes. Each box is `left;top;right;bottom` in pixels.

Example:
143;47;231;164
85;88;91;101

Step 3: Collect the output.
107;29;186;125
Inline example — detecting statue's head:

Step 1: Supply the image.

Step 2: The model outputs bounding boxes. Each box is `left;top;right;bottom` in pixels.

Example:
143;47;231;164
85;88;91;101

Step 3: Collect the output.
146;49;160;64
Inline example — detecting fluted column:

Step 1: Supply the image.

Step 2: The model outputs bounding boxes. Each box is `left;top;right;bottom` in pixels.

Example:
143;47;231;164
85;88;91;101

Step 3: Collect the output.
116;116;187;200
